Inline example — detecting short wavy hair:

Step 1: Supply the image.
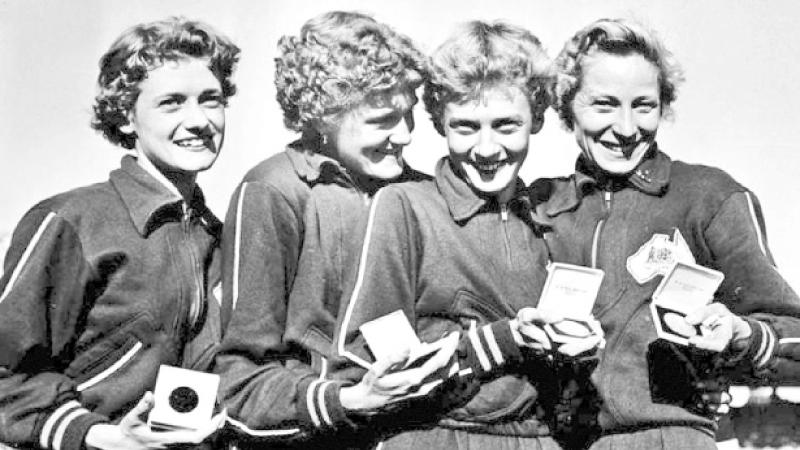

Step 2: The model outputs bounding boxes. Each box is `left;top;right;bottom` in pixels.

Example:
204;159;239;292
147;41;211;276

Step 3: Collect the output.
92;17;240;149
275;11;427;134
552;18;684;130
423;21;552;136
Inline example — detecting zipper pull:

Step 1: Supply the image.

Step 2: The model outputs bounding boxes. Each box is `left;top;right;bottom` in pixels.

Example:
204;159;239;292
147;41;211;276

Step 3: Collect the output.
182;204;192;233
604;191;612;210
500;203;509;222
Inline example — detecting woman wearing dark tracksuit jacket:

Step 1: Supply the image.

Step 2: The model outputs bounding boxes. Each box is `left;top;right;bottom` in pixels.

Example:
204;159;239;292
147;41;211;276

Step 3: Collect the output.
0;18;238;450
334;21;603;449
214;12;457;449
531;18;800;449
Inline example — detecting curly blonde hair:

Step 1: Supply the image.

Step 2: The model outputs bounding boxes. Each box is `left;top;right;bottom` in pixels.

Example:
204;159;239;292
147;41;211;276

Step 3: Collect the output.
423;21;552;136
92;17;240;149
552;18;684;130
275;11;426;135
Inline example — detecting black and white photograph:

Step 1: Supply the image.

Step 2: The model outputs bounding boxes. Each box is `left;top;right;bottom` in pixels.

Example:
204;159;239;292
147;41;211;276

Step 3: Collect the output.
2;1;800;449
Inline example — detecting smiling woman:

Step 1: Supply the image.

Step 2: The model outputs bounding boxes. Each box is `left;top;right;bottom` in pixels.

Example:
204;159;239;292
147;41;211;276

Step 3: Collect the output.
0;17;239;450
121;58;227;197
532;17;800;450
212;11;451;448
332;20;602;450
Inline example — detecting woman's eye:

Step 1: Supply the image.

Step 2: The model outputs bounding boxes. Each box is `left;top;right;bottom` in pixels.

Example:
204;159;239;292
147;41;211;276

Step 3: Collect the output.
635;102;658;113
495;121;521;134
158;97;180;108
449;121;478;134
202;95;225;108
592;100;615;111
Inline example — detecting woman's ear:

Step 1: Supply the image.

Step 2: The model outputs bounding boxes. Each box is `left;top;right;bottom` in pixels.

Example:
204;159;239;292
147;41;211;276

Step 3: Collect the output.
119;112;135;135
530;112;545;135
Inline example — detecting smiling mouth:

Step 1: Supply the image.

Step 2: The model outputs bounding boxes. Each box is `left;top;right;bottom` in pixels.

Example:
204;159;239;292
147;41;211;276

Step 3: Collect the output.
600;141;640;159
174;136;215;150
375;145;403;157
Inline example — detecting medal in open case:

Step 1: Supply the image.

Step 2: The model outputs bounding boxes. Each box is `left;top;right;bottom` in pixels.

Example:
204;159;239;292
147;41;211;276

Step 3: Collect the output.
650;261;725;346
536;262;605;344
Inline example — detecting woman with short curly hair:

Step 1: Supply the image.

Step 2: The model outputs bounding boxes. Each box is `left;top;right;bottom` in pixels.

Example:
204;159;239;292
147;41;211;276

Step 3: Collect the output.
0;17;238;450
215;11;455;448
532;17;800;449
334;20;602;450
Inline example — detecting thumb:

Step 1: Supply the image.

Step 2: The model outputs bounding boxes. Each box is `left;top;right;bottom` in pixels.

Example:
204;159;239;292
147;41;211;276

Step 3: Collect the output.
120;391;155;428
372;348;411;376
558;335;602;357
518;308;562;326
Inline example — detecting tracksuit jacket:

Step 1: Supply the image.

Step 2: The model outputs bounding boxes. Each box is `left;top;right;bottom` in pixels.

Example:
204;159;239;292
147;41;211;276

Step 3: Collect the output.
215;141;427;446
529;146;800;446
0;155;222;450
335;158;561;448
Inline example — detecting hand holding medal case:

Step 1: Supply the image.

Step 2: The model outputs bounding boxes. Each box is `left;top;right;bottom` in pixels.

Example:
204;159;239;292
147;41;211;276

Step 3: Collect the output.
359;310;452;398
148;365;220;432
649;261;725;346
536;262;605;344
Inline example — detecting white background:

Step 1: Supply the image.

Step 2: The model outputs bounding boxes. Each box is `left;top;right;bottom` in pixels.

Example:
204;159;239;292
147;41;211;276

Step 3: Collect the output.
2;0;800;291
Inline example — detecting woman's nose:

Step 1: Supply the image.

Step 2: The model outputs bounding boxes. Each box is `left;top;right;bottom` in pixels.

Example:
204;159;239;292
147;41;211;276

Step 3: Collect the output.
475;130;501;158
613;108;637;138
182;102;211;130
388;117;412;146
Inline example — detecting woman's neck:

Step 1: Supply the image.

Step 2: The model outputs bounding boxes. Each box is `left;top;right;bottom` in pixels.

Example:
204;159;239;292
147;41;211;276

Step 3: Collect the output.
135;153;197;202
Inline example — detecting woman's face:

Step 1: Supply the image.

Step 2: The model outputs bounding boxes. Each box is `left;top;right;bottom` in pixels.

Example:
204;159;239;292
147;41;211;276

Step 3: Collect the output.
443;86;535;200
571;52;661;175
328;91;415;181
123;58;225;177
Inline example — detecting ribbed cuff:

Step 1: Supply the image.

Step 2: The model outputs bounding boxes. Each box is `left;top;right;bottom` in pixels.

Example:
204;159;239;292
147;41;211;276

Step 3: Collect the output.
722;318;776;371
296;377;351;431
62;412;108;450
461;320;522;378
37;400;108;450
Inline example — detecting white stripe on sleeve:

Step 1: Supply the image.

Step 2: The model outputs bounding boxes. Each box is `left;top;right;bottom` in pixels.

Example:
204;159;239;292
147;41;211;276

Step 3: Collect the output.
231;183;249;311
39;400;79;449
52;408;88;450
468;321;491;372
482;325;504;366
1;212;56;305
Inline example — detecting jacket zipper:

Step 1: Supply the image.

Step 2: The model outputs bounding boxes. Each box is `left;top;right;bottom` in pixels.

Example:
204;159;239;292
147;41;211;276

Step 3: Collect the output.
182;206;204;330
500;203;512;265
590;191;612;268
592;190;632;425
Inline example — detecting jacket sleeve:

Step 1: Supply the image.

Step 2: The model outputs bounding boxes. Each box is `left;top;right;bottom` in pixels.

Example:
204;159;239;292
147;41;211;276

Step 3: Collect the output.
704;190;800;379
0;208;108;450
332;188;522;385
215;182;349;442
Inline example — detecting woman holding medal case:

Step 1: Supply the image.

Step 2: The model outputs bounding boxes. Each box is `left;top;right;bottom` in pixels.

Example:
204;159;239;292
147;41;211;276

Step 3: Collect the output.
0;18;237;450
214;11;462;448
334;20;603;449
531;17;800;449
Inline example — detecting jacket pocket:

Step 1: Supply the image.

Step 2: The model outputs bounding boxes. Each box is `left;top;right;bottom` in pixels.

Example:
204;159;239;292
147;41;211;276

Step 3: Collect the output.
74;336;143;392
447;376;538;423
69;313;152;391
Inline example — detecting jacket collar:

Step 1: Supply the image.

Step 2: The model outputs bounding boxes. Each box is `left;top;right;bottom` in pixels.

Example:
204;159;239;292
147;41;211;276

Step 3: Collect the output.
542;144;671;217
285;139;423;195
435;157;529;223
110;155;221;237
285;140;347;185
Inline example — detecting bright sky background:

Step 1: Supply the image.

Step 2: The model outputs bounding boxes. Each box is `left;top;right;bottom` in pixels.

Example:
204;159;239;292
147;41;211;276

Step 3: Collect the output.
2;0;800;292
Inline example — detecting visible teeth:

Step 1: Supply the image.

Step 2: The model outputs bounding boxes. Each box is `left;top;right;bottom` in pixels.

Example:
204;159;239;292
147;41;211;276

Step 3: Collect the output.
476;162;500;171
175;138;206;147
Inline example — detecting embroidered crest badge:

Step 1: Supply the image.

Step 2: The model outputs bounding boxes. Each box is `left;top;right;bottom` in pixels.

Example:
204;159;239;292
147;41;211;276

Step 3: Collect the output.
627;229;695;284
